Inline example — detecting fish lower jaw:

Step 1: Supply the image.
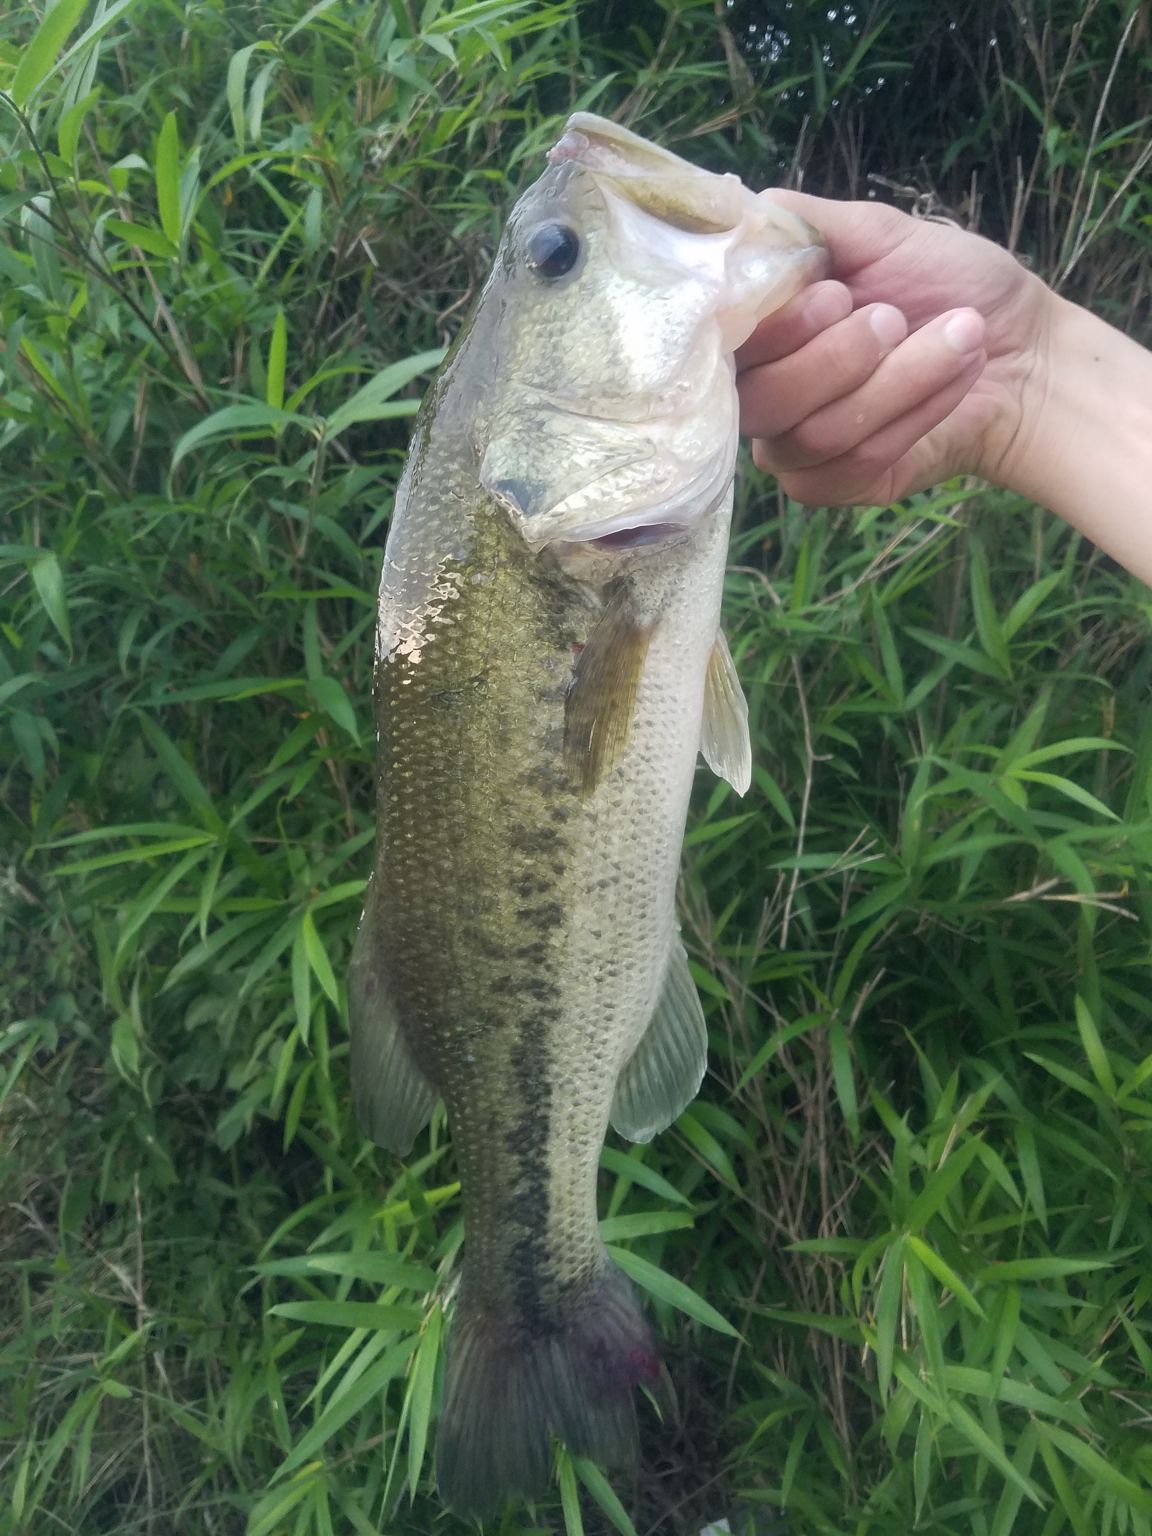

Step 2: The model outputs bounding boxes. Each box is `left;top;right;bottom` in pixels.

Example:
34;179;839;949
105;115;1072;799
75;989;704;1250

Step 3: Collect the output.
541;522;694;577
534;519;694;567
590;520;687;550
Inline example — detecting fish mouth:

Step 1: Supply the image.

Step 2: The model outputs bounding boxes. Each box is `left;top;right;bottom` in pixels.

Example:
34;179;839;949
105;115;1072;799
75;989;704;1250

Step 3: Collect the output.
489;459;726;554
548;112;747;235
549;111;825;254
527;516;693;561
589;521;686;550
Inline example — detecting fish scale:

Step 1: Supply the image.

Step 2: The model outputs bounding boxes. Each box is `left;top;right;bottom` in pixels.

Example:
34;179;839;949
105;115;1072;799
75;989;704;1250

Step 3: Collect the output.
349;111;824;1517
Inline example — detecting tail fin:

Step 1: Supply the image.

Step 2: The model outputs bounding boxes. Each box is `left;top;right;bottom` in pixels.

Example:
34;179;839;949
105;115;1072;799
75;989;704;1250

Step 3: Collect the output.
436;1262;669;1519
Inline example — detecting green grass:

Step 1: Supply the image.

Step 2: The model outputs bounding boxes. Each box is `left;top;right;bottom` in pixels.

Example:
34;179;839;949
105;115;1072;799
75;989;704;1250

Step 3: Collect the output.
2;1;1151;1533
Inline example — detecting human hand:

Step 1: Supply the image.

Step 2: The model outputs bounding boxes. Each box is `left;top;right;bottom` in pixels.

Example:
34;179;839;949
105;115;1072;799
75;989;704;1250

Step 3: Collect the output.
736;191;1056;507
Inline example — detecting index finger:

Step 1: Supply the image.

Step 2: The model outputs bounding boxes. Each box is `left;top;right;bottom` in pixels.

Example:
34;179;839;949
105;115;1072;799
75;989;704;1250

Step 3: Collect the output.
735;280;853;371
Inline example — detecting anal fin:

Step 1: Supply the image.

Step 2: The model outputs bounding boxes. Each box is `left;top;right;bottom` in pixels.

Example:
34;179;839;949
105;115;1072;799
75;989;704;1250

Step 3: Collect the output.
700;629;751;796
348;877;438;1155
611;939;708;1144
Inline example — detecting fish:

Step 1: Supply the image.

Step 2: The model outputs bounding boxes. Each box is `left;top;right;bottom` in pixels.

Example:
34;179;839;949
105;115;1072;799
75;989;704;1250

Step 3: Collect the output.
348;112;824;1518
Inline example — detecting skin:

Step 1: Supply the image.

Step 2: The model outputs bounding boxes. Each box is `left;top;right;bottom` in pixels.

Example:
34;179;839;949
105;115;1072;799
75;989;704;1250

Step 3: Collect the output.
736;191;1152;585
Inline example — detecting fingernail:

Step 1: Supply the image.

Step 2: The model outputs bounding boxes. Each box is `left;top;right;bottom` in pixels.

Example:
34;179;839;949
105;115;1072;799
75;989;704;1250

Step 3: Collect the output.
943;310;984;353
868;304;906;351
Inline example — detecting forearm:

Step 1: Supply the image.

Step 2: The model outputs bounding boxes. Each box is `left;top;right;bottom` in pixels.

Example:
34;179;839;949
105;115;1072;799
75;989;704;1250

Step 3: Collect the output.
1002;295;1152;584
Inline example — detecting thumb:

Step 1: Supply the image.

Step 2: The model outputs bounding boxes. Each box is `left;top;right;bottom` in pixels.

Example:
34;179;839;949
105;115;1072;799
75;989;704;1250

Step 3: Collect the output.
758;189;916;279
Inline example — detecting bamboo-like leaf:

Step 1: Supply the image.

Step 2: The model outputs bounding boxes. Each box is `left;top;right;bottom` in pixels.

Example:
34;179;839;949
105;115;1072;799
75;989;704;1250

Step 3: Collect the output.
138;714;222;826
1075;995;1117;1095
307;675;359;741
405;1303;441;1497
905;1235;984;1318
269;1301;422;1329
276;1338;416;1478
904;1137;982;1231
827;1015;860;1142
608;1247;740;1338
873;1235;904;1399
573;1458;638;1536
559;1448;585;1536
1010;768;1120;821
247;1476;315;1536
974;1256;1117;1282
155;110;181;246
676;1110;738;1186
323;349;444;437
969;541;1012;677
990;1423;1040;1536
54;833;215;875
1038;1422;1152;1512
301;910;339;1005
599;1211;694;1242
266;307;288;410
171;402;316;469
104;216;178;258
948;1400;1045;1506
226;41;272;147
11;0;88;105
291;923;312;1042
57;88;99;166
30;553;70;649
598;1148;692;1208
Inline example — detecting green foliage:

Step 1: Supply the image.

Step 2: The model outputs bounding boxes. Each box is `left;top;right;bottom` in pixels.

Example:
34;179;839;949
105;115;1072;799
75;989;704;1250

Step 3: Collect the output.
1;1;1150;1534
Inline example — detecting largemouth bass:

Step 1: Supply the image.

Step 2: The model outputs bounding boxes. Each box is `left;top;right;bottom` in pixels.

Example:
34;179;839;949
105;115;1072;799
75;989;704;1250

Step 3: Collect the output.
349;113;823;1517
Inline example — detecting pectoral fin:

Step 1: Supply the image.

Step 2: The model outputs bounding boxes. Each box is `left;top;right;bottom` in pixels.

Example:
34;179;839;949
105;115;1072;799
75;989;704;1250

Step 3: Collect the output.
564;591;654;797
610;940;708;1144
348;879;438;1155
700;629;751;795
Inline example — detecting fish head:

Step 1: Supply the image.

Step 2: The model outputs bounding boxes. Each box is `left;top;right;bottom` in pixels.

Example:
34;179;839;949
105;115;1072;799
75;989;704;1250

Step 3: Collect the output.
473;112;825;553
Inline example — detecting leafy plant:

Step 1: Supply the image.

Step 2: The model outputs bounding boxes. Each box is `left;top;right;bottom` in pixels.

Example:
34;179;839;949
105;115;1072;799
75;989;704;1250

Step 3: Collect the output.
1;1;1150;1533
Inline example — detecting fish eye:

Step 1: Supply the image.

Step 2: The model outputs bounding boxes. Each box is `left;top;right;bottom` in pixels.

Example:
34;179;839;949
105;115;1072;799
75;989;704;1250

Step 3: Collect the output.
525;222;581;280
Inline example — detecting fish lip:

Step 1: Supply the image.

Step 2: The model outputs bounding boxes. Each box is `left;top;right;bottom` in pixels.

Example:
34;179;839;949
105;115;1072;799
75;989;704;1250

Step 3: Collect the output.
588;520;687;551
521;509;692;552
522;518;690;558
547;125;595;168
540;522;693;566
510;461;734;554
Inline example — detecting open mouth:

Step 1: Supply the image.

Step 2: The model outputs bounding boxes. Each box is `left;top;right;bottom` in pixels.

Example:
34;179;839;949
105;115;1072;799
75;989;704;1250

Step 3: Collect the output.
591;521;685;550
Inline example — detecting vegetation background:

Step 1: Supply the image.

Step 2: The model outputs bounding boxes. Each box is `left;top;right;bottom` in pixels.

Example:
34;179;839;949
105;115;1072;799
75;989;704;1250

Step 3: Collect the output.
2;0;1151;1532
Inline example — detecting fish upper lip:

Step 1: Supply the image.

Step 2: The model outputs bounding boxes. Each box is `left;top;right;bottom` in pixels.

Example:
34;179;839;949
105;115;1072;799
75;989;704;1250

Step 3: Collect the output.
548;125;594;168
547;113;746;235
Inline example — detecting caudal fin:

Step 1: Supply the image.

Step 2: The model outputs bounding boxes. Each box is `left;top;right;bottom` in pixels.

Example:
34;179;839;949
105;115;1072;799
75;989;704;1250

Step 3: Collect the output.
436;1263;669;1518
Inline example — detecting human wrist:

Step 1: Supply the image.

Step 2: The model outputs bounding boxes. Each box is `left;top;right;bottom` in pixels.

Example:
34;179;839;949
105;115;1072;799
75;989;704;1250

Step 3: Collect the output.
974;279;1065;504
988;290;1152;582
